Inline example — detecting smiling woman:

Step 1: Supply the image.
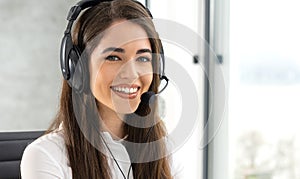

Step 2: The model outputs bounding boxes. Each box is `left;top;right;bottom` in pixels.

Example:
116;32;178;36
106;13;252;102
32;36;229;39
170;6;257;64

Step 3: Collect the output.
89;20;154;115
20;0;179;179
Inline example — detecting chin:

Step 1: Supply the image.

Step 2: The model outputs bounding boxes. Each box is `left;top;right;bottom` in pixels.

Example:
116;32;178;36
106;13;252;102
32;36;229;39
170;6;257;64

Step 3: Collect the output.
113;103;139;114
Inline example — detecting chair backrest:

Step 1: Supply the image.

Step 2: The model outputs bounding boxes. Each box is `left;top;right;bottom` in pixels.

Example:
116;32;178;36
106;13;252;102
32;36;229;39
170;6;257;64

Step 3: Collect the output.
0;131;44;179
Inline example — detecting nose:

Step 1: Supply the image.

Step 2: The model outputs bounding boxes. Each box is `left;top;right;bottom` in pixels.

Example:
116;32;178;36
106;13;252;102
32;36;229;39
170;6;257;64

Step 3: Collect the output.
119;60;139;80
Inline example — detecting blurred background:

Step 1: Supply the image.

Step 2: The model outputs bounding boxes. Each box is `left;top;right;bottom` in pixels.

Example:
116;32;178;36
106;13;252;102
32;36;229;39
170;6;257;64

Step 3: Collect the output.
0;0;299;179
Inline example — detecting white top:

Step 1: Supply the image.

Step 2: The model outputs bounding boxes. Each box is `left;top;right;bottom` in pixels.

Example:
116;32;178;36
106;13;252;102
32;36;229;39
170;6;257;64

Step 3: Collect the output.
20;129;183;179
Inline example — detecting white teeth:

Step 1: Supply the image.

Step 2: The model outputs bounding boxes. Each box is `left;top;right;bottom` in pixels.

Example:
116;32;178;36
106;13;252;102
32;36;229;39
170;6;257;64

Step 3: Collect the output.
112;87;138;94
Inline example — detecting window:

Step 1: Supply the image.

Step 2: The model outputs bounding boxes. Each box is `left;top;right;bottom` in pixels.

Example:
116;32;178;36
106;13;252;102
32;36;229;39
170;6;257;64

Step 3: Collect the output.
228;0;300;179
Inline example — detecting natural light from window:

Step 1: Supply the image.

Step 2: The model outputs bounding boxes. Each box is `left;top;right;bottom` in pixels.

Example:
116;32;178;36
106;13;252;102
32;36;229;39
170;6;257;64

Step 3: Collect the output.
229;0;300;179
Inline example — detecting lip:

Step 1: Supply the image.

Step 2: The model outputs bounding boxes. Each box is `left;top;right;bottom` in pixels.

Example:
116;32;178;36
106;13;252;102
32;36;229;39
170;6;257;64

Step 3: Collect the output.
110;84;141;99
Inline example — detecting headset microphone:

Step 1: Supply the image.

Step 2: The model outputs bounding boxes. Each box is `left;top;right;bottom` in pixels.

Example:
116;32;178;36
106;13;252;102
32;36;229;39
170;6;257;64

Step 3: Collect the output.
140;75;169;106
140;91;155;106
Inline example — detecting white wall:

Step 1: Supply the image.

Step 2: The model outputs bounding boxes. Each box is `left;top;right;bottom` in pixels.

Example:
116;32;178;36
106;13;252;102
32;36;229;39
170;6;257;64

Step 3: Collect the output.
0;0;77;131
150;0;205;178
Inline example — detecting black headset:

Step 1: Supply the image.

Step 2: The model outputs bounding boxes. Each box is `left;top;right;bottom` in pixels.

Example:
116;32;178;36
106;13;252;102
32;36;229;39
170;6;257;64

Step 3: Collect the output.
60;0;168;93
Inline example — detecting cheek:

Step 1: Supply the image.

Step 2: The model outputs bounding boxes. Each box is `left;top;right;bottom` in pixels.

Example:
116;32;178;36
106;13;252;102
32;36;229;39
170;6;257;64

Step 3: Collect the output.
90;65;117;96
138;64;153;88
141;74;153;91
89;60;102;90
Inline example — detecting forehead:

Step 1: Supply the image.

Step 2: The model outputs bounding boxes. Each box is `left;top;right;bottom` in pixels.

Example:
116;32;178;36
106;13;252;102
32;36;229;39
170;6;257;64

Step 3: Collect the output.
99;20;149;47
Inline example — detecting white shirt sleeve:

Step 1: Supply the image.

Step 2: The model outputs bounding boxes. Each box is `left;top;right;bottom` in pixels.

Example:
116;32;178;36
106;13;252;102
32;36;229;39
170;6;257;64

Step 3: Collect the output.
20;144;64;179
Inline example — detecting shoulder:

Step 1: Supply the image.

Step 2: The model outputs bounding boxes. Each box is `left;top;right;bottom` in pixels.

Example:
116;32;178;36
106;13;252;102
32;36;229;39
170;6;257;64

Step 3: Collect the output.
21;130;71;178
30;130;65;148
23;130;67;163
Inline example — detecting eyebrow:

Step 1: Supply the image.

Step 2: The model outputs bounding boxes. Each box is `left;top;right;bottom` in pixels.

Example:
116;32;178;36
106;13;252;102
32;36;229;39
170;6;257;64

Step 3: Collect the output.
101;47;152;54
136;48;152;54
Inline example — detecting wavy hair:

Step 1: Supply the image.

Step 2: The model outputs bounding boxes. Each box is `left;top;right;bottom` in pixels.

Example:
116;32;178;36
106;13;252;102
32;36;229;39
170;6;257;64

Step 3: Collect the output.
48;0;172;178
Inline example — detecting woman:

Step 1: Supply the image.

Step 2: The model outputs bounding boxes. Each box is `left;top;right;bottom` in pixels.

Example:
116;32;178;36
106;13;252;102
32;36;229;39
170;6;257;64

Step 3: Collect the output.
21;0;180;178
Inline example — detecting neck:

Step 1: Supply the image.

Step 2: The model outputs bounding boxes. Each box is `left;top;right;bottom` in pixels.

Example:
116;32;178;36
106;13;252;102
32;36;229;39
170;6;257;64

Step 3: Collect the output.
98;103;125;139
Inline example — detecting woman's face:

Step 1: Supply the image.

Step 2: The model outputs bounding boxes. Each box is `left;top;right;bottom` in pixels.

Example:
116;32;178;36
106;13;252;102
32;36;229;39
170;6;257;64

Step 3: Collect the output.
89;20;153;114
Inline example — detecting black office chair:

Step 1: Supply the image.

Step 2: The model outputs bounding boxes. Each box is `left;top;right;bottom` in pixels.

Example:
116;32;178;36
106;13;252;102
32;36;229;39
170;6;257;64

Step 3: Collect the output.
0;131;44;179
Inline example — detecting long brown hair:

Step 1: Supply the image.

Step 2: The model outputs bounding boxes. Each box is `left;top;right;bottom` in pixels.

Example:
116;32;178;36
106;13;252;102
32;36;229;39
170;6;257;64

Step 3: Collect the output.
48;0;172;178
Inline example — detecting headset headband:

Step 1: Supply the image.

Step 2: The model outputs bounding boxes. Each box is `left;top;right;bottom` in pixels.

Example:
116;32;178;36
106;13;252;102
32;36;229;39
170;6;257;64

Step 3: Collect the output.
60;0;168;92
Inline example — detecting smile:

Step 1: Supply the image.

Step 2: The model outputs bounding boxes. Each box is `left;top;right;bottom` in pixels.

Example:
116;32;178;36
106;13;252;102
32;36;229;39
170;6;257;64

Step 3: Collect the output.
110;84;140;99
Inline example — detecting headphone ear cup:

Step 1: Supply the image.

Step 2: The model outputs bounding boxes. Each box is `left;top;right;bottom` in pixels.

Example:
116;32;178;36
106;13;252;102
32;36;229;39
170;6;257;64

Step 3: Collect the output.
68;46;85;93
